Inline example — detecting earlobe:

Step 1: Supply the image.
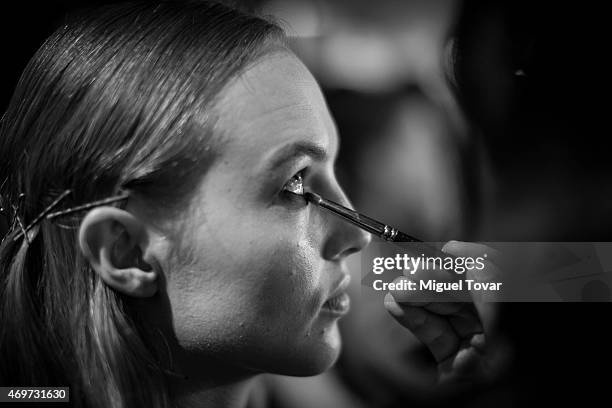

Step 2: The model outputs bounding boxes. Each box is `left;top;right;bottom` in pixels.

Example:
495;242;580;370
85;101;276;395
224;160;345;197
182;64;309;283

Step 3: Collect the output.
78;206;159;297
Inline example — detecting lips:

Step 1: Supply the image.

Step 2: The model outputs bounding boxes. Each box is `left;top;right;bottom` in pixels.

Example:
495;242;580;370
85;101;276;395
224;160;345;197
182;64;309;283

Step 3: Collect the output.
322;292;350;315
321;274;351;316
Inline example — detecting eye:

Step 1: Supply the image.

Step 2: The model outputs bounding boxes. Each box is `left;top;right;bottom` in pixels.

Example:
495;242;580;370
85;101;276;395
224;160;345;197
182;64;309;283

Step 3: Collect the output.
282;171;304;196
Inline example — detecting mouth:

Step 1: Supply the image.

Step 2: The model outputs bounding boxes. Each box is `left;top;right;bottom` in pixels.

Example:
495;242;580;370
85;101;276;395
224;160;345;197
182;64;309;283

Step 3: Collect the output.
321;292;350;316
321;274;351;317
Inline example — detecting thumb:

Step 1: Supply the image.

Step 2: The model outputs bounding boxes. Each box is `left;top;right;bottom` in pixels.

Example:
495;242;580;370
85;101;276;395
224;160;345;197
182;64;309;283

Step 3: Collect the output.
442;241;501;334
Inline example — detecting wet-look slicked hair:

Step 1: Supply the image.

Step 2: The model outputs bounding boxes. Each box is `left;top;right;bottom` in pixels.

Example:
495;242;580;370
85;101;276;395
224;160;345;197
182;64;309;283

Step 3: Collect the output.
0;1;284;407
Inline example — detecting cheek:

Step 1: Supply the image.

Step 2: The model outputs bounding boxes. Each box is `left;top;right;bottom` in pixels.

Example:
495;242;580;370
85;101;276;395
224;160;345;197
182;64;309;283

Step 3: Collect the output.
203;204;326;327
165;222;326;350
254;238;324;325
162;173;333;349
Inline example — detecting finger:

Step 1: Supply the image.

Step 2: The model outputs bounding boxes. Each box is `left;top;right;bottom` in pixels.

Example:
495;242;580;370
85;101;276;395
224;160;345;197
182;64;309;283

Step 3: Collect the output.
422;302;464;315
403;254;462;283
441;241;503;333
385;293;460;363
464;260;502;331
420;303;482;338
392;295;482;339
446;304;484;338
442;240;503;267
389;276;468;305
423;302;483;338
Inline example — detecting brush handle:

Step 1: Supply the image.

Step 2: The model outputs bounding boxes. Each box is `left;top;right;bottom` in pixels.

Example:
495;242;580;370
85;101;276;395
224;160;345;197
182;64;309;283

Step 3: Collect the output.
389;229;423;243
386;227;440;255
304;191;443;255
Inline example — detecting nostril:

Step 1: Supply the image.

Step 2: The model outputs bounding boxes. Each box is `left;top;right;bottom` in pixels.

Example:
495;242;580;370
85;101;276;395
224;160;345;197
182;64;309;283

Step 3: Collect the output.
343;228;371;258
342;247;361;258
324;224;371;261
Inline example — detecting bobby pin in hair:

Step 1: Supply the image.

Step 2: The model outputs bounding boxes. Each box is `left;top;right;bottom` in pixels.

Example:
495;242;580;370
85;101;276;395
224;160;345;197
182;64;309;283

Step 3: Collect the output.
11;194;29;244
11;189;129;243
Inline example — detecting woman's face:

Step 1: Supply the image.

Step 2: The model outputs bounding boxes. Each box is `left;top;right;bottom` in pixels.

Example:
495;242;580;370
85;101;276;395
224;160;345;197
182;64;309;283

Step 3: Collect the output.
163;51;370;376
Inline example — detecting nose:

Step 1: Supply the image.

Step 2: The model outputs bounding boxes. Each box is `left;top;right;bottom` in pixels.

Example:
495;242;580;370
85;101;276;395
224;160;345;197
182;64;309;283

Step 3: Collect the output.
319;185;371;261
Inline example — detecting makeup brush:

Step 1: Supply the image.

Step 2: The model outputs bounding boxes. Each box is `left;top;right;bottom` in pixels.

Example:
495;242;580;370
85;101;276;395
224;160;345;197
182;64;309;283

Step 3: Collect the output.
304;192;424;243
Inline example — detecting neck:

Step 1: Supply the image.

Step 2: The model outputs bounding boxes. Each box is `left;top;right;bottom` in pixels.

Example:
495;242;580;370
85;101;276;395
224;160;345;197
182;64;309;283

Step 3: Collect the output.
171;376;255;408
133;300;261;408
171;367;255;408
168;361;258;408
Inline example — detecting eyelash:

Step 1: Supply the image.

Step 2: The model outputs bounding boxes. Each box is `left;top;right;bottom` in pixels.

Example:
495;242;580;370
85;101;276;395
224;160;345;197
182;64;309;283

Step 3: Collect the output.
281;169;306;202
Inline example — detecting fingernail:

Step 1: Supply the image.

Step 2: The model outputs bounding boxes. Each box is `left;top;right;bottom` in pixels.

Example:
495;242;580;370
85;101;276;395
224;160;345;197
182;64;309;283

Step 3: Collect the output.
442;240;457;252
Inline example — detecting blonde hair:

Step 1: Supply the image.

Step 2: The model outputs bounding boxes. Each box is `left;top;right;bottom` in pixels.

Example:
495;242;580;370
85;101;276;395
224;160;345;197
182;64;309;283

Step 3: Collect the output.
0;1;283;406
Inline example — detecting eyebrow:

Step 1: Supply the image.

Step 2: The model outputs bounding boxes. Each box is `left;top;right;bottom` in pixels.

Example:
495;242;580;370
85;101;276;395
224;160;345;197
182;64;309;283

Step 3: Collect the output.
265;140;328;172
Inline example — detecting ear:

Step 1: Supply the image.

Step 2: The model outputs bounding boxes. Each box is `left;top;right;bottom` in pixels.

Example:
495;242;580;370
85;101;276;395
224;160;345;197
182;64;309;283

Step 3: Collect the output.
78;206;158;297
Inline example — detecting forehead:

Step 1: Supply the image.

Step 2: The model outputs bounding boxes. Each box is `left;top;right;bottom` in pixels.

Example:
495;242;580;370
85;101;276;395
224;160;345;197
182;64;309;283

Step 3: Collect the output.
213;52;337;161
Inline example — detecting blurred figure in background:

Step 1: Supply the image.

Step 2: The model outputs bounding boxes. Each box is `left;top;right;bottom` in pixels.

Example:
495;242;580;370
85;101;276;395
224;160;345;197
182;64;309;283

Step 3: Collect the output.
450;1;612;406
329;86;468;240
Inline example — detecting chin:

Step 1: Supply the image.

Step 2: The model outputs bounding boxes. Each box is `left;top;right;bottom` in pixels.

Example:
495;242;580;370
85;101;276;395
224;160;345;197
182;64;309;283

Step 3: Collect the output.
277;349;341;376
272;324;343;376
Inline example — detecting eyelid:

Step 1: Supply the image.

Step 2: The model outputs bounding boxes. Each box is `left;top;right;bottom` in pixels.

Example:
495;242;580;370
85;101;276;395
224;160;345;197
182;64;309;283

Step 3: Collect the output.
282;169;305;195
